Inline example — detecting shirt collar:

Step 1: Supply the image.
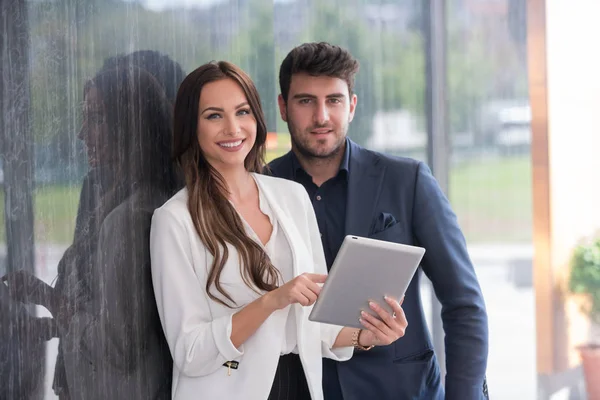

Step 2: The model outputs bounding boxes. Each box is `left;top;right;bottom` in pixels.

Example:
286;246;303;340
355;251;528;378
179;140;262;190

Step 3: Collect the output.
291;137;350;181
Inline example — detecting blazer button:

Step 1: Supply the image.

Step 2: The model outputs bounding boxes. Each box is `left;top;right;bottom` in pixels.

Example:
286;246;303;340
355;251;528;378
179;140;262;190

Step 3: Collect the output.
316;195;322;201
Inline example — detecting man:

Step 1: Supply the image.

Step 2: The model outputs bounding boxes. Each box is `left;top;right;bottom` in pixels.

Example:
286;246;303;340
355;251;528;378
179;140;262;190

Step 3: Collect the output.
269;42;489;400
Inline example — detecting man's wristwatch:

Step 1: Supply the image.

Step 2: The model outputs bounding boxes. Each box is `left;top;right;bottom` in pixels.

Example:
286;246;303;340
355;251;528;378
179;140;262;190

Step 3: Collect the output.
352;329;374;351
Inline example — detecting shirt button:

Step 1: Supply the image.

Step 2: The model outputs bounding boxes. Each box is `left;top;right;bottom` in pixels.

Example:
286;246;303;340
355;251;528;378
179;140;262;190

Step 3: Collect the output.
316;195;322;201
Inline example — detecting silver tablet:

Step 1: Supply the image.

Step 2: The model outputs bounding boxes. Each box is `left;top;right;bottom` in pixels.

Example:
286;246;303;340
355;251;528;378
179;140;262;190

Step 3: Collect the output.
309;235;425;329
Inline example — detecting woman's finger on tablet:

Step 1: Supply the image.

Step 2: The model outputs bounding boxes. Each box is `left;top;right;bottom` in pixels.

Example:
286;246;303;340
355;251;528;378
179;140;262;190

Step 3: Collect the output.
287;280;312;306
303;278;323;296
304;273;328;283
297;274;324;296
291;291;312;306
300;286;318;305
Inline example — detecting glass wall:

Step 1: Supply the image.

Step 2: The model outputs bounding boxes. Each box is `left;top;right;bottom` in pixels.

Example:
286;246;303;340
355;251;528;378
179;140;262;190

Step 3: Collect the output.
0;0;531;398
446;0;534;398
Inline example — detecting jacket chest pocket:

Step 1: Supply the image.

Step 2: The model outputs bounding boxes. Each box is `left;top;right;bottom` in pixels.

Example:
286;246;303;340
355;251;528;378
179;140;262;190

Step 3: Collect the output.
369;222;404;242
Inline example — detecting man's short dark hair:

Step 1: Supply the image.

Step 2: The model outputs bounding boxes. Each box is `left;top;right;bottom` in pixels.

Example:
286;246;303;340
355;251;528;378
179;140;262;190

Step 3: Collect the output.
279;42;360;102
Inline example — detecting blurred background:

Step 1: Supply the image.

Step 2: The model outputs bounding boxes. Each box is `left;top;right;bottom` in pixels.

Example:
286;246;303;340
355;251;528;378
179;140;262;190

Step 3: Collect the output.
1;0;598;399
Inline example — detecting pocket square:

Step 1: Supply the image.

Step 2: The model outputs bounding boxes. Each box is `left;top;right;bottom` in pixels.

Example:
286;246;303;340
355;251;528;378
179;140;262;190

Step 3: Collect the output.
370;212;397;235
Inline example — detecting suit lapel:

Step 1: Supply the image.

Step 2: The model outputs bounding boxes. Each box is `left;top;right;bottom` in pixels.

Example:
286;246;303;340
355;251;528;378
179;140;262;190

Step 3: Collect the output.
267;151;295;180
345;140;386;238
269;142;385;239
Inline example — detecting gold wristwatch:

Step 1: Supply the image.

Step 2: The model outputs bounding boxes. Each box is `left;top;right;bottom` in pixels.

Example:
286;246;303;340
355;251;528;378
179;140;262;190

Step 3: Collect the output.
352;329;374;351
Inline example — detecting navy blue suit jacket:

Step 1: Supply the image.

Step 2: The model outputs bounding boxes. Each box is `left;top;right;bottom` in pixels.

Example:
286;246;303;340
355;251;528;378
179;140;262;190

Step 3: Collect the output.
269;139;489;400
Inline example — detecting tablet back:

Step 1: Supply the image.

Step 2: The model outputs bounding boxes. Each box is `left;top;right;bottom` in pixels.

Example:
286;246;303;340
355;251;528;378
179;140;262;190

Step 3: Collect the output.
309;235;425;329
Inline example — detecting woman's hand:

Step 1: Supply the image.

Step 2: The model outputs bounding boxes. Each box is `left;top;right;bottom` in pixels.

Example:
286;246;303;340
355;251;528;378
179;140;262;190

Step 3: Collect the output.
29;315;60;341
262;273;327;312
358;296;407;347
2;270;57;312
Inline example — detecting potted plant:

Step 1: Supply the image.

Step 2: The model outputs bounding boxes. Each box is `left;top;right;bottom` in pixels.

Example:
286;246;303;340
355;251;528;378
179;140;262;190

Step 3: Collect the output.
568;236;600;399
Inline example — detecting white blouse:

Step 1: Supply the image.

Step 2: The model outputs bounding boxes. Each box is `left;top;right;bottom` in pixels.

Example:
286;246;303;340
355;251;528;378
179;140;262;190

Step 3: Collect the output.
237;183;298;355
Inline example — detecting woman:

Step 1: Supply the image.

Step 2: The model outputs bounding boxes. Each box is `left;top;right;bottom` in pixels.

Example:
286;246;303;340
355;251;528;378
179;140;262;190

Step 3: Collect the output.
149;61;408;400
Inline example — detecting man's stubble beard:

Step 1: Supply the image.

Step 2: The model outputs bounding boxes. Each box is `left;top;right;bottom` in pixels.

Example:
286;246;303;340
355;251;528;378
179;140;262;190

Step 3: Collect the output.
287;119;347;162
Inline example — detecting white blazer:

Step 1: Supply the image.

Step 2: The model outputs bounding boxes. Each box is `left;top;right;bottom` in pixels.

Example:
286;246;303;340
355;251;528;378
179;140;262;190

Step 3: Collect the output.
150;173;353;400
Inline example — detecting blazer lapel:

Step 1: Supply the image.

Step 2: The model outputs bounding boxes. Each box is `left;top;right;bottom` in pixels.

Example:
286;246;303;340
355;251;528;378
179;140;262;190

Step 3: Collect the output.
253;174;304;278
345;140;386;238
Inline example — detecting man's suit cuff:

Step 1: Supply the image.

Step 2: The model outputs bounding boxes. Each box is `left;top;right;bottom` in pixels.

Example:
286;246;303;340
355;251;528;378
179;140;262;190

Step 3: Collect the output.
445;379;487;400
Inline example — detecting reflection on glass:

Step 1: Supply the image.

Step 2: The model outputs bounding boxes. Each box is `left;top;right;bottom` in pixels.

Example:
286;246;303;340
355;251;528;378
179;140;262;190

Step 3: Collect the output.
3;53;182;398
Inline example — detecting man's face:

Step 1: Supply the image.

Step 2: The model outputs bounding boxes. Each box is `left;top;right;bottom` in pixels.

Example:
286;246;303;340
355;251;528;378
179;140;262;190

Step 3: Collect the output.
278;73;357;159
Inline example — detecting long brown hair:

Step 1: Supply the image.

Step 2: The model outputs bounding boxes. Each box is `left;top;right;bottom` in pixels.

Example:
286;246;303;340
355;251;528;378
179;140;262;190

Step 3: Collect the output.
173;61;280;307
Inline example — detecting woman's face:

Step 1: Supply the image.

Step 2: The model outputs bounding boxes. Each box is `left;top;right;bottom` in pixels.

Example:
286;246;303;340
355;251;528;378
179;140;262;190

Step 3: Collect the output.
79;86;111;168
196;78;257;172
